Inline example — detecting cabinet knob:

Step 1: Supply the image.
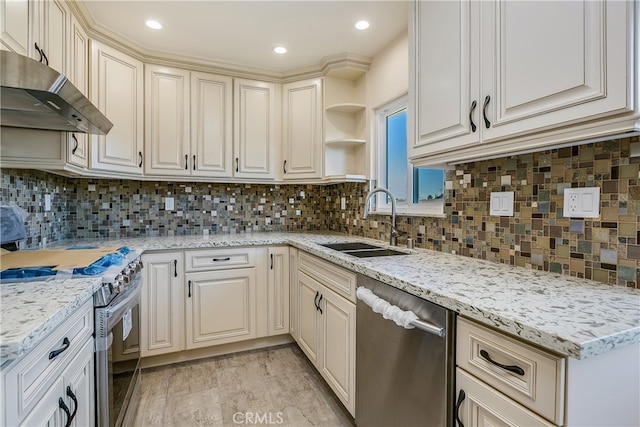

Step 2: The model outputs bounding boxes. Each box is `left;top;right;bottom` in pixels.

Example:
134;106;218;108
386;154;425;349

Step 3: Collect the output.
482;95;491;129
72;134;79;154
185;154;188;170
469;100;477;133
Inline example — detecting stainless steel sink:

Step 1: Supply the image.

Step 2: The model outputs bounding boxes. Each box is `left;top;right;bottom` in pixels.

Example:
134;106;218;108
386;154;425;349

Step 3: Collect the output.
319;242;410;258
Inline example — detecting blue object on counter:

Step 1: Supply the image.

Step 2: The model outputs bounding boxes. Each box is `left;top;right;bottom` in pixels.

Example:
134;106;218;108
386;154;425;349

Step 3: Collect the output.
1;246;132;279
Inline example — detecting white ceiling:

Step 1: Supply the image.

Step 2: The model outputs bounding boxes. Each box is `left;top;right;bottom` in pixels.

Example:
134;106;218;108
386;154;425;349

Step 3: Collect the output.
81;1;409;73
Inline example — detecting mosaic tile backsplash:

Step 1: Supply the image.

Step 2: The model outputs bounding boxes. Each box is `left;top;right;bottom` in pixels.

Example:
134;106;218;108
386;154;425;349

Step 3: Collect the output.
2;136;639;287
327;136;640;288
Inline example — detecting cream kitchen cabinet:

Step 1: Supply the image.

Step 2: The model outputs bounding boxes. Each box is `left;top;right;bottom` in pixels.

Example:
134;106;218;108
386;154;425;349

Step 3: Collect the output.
144;65;234;178
234;78;277;179
289;247;299;338
66;14;88;169
282;78;323;180
455;316;640;426
409;0;639;166
185;268;257;348
296;251;356;416
2;299;94;427
140;251;184;357
90;40;144;175
0;0;67;72
267;246;290;336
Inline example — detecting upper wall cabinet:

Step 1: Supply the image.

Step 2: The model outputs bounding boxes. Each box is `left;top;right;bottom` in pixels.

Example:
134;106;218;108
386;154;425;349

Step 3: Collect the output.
409;0;639;166
144;64;191;176
0;0;68;73
67;14;89;168
90;40;144;175
191;71;234;177
234;78;277;179
282;78;323;180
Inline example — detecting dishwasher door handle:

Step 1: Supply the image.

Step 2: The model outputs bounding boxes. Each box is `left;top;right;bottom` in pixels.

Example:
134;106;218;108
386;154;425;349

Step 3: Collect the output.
356;286;446;338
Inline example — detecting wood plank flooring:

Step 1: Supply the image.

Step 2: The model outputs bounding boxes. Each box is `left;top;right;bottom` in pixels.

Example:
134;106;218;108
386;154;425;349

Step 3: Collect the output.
133;344;355;426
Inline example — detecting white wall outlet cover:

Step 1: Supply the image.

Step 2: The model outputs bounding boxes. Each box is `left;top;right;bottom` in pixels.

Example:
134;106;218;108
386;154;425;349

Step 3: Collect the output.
165;197;174;211
563;187;600;218
489;191;514;216
44;194;51;212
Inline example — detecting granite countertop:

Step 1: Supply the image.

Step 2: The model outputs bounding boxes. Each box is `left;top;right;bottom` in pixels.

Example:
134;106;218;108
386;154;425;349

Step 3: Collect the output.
5;232;640;362
0;277;102;364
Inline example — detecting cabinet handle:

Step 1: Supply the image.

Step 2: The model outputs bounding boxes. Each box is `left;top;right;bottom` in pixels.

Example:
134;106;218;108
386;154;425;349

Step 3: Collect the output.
66;386;78;424
193;155;196;170
314;291;319;311
71;134;79;154
479;349;525;375
283;160;287;174
317;294;323;314
212;257;231;262
49;337;70;360
41;49;49;66
455;389;465;427
185;154;188;170
188;280;191;298
270;253;274;269
236;157;239;173
138;151;143;168
482;95;491;129
174;260;178;277
34;43;43;63
469;100;477;133
59;398;72;427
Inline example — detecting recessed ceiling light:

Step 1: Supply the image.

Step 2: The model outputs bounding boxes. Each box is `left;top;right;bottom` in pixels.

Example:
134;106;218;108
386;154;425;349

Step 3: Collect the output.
355;20;370;30
146;20;162;30
273;46;287;54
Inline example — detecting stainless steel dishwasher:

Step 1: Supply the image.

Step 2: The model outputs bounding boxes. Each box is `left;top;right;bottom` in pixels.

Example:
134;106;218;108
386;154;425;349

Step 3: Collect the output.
356;274;455;427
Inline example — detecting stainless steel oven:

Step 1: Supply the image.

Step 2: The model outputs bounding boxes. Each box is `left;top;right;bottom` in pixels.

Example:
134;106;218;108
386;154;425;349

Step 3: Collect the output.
95;259;143;427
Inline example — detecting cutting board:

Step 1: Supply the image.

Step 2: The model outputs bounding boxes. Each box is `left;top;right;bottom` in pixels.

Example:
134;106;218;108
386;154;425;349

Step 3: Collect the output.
0;246;121;271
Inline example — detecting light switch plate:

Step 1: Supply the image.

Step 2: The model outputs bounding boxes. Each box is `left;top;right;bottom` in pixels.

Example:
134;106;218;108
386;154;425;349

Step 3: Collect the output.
490;191;514;217
563;187;600;218
165;197;174;211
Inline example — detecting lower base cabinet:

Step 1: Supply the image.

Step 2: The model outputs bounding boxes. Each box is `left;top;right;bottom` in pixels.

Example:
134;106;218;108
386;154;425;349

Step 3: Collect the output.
141;246;289;357
295;252;356;416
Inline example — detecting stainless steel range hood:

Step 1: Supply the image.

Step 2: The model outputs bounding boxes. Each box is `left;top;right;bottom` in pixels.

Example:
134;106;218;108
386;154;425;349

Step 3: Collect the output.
0;51;113;135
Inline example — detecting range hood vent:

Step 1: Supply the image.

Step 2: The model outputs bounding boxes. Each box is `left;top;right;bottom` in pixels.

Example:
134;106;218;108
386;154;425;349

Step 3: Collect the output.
0;51;112;135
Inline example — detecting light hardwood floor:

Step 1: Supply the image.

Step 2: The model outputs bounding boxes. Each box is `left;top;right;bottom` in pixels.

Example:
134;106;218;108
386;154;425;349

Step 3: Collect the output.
133;344;355;426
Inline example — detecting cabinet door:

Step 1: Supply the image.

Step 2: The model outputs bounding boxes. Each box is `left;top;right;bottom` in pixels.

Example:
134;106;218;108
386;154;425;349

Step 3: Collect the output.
141;252;184;357
234;78;276;179
39;0;67;75
455;368;555;427
145;64;190;176
63;339;95;427
408;0;480;159
267;247;289;336
90;40;144;175
319;285;356;416
289;248;299;338
191;71;233;177
480;0;633;142
0;0;31;55
282;78;323;180
67;15;88;168
185;268;257;349
18;377;64;427
296;271;321;365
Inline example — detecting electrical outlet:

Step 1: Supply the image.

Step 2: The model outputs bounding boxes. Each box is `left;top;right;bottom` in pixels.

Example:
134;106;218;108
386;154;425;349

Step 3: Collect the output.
489;191;514;217
563;187;600;218
44;194;51;212
341;197;346;210
165;197;174;211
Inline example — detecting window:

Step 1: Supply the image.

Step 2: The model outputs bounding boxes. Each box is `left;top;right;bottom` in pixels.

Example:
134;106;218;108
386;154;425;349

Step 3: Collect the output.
375;96;445;216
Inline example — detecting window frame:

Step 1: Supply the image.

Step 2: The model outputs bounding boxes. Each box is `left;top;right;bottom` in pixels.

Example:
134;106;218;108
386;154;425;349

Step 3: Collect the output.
373;95;446;217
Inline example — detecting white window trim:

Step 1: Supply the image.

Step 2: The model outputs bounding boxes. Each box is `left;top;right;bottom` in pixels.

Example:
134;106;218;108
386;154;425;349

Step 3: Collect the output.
372;94;445;217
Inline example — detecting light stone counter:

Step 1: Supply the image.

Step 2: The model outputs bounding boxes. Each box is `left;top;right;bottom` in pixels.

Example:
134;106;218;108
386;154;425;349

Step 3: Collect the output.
11;232;640;360
0;277;102;364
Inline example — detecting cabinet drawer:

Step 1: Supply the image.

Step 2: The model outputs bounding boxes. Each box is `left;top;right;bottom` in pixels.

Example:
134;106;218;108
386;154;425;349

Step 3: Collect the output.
456;368;556;427
456;317;565;425
3;299;94;426
298;252;356;303
185;248;256;271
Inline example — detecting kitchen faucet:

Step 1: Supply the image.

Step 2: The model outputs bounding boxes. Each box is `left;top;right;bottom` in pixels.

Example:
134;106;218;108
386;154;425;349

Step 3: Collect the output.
363;187;402;246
